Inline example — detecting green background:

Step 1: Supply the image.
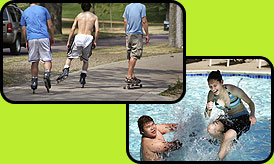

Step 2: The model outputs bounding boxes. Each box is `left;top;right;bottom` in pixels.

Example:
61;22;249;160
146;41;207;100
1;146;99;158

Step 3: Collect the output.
1;0;273;163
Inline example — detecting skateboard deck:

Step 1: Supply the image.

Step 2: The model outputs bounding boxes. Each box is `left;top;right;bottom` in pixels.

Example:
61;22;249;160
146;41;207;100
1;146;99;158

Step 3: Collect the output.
123;82;142;89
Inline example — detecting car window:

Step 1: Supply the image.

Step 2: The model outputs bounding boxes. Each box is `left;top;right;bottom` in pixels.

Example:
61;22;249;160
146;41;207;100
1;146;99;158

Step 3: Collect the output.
14;8;22;22
7;7;16;22
3;8;8;21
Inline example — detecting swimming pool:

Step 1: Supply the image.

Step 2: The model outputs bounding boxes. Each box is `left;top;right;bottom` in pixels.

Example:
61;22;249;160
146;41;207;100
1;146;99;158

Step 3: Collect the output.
128;73;271;161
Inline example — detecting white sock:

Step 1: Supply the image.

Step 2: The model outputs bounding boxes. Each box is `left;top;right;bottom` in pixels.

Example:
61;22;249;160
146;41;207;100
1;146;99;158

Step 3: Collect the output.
64;65;70;69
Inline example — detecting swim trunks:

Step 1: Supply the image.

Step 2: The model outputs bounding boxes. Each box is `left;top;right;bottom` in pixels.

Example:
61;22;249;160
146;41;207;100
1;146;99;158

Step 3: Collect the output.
217;114;251;139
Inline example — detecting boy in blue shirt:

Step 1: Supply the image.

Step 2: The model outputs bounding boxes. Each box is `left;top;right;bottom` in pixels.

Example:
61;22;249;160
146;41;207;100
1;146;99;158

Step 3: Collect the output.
21;3;54;93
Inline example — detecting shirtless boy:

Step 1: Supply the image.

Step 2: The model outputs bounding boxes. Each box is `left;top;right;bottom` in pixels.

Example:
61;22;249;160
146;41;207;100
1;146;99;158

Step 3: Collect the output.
138;115;182;161
56;3;99;87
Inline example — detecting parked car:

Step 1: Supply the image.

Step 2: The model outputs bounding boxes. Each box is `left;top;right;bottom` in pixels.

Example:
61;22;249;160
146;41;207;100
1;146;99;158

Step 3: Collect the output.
3;4;26;55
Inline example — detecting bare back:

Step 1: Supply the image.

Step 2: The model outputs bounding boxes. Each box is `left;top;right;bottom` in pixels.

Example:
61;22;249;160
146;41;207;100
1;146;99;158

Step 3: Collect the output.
76;12;97;35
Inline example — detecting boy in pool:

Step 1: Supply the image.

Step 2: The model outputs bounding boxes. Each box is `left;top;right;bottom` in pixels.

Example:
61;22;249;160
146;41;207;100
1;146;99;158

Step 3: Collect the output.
204;70;256;160
138;115;182;161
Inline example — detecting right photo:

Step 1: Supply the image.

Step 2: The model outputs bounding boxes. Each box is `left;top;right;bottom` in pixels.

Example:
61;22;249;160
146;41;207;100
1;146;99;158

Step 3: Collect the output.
128;58;271;161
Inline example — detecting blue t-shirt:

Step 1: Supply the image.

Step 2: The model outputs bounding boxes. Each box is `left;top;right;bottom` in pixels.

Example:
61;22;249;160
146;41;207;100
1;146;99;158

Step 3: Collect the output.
123;3;146;35
20;5;51;40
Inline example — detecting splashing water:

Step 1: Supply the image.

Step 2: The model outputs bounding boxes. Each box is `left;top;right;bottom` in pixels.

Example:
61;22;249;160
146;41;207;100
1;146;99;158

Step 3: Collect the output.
129;75;271;161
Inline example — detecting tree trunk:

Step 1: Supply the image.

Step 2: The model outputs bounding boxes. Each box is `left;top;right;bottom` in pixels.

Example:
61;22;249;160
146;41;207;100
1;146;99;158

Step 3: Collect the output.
168;3;183;48
40;3;62;35
176;5;183;48
168;3;176;47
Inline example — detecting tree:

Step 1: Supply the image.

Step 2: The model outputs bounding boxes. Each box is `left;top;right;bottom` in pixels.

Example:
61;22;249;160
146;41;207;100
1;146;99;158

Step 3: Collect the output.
40;3;62;34
168;3;183;48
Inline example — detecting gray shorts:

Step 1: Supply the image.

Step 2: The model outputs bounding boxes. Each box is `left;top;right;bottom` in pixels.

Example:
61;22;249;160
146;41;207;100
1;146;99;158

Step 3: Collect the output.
28;38;52;62
67;40;93;62
126;34;143;60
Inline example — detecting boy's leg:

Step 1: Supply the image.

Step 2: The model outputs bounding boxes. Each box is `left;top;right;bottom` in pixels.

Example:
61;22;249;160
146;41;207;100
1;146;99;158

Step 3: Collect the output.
31;62;39;77
31;62;39;92
80;61;88;87
127;57;137;79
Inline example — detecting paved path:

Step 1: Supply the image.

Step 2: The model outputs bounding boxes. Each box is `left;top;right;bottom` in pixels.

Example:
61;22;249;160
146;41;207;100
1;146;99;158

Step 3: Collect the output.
2;53;183;102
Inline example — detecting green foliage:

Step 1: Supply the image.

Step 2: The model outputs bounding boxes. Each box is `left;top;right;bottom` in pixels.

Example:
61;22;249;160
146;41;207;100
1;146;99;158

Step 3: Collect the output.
159;78;183;97
62;3;168;23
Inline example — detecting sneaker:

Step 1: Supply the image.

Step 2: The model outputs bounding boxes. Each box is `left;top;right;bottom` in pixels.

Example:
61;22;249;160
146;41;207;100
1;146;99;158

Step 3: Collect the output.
125;77;134;83
132;76;141;83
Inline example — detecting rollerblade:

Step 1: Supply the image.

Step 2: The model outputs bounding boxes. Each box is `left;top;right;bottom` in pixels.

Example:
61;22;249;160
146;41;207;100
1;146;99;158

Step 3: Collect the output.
31;76;38;94
79;73;86;88
44;71;51;93
123;77;142;89
56;68;69;84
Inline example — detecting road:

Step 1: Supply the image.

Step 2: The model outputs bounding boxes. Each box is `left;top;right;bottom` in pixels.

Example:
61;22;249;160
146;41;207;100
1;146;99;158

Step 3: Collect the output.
3;34;168;57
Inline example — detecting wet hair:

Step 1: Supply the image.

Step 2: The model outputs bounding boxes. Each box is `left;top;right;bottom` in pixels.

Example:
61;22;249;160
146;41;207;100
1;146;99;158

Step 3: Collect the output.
138;115;154;134
81;3;91;12
207;70;223;82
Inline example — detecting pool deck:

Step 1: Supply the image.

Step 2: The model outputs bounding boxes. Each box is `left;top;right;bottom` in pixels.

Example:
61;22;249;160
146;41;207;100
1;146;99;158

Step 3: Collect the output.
186;59;272;75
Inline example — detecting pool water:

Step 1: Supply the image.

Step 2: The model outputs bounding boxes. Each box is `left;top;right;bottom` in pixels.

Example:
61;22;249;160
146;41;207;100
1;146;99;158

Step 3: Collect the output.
129;74;271;161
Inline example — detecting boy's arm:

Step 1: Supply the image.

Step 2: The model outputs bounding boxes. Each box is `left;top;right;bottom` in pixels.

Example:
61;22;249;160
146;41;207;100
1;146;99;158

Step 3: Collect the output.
93;16;99;48
123;18;127;34
47;18;54;45
157;123;178;135
142;16;149;43
148;139;182;153
67;17;78;49
21;26;28;50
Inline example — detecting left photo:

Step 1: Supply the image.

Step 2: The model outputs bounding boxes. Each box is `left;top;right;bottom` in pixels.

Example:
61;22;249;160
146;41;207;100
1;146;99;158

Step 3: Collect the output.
2;3;184;103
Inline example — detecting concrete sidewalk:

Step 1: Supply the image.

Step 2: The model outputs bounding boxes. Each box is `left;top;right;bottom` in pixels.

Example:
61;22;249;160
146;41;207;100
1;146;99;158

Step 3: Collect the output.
2;53;183;102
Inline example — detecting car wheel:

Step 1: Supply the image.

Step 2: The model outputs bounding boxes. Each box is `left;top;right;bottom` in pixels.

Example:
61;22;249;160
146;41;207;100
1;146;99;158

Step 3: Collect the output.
10;36;21;55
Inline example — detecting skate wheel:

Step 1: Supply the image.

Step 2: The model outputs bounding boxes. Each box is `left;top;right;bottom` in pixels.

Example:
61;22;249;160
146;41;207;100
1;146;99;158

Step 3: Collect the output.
123;86;126;89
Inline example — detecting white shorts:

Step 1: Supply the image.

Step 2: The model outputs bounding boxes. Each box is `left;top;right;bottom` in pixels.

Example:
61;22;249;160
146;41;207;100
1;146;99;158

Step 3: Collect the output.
67;34;93;62
28;38;52;63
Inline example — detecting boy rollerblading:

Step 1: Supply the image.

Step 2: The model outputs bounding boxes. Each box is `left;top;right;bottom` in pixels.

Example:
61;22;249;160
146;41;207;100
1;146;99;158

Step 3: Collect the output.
20;3;54;94
56;3;99;88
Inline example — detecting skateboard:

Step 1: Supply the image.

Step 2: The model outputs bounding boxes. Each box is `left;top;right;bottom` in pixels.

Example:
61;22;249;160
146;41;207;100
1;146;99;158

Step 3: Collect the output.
123;82;142;89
